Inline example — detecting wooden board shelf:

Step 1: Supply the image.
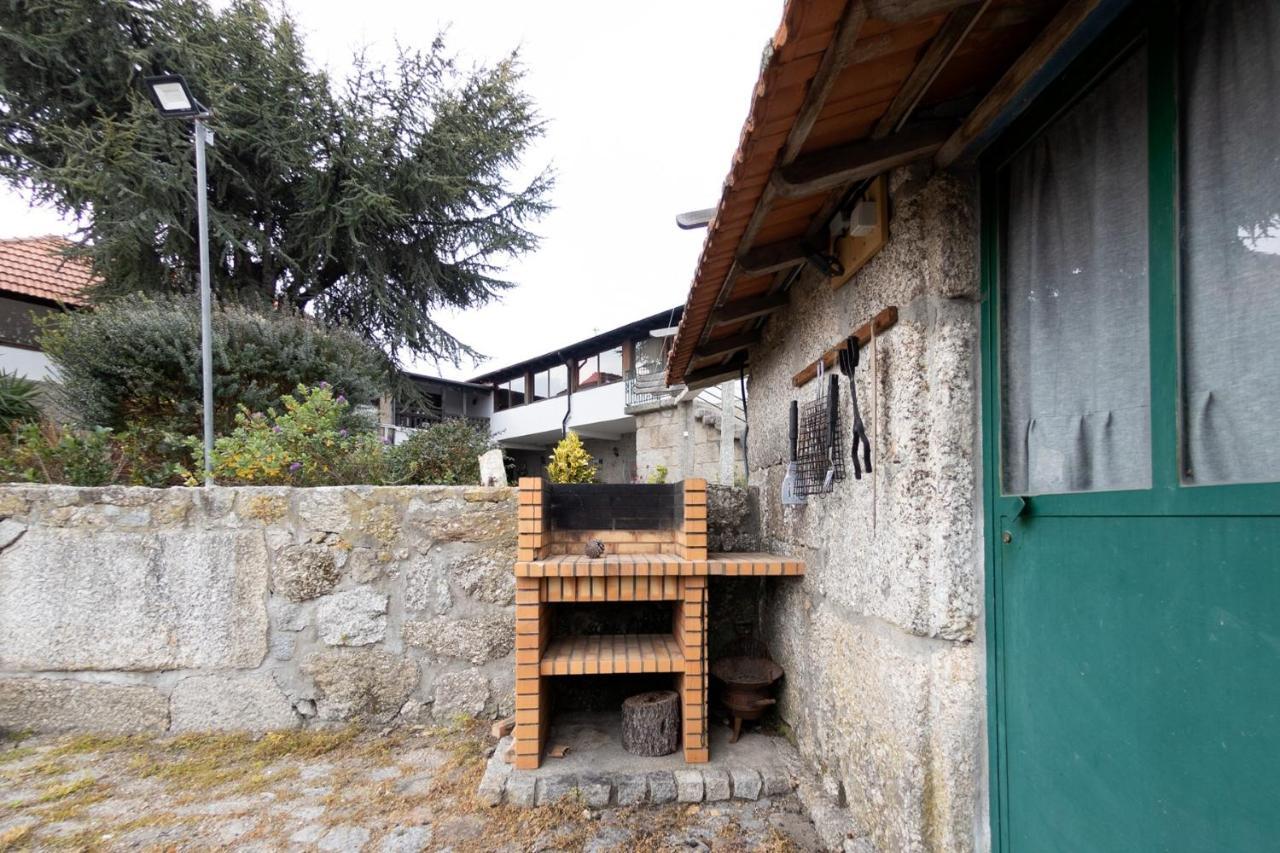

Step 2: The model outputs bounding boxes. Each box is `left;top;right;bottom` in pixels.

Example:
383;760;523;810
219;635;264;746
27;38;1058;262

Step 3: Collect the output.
539;634;685;676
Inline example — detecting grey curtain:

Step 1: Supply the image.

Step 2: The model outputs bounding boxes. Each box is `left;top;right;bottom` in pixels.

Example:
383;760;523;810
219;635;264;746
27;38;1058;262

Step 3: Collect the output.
1001;47;1151;495
1181;0;1280;485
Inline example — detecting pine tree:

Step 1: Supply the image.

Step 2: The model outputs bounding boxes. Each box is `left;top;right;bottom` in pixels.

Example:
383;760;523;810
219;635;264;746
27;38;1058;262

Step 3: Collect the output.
0;0;551;365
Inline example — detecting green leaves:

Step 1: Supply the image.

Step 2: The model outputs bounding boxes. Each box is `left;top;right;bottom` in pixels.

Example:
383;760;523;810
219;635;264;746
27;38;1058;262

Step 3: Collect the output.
0;0;551;363
38;293;391;436
0;370;41;432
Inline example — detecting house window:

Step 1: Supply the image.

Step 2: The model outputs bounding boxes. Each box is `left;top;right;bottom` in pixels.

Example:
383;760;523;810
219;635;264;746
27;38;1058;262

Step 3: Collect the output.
999;45;1151;495
598;346;624;384
494;377;526;411
1179;0;1280;485
533;364;568;400
576;347;624;389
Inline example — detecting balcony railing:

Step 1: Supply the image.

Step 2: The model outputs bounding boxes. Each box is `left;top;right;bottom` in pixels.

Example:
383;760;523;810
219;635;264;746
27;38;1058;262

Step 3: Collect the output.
624;370;682;410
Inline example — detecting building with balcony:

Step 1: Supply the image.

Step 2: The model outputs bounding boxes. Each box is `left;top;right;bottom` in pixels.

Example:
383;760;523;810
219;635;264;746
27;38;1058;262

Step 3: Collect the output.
468;305;745;484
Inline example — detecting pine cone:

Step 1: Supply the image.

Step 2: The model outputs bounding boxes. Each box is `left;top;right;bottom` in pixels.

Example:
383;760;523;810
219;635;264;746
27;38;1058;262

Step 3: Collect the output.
584;538;605;558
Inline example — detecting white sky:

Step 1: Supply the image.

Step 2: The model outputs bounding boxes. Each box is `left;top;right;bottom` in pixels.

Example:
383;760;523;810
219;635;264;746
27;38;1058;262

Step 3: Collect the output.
0;0;783;380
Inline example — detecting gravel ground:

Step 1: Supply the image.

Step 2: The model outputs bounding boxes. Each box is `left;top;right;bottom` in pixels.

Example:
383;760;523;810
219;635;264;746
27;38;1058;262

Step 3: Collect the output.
0;724;822;852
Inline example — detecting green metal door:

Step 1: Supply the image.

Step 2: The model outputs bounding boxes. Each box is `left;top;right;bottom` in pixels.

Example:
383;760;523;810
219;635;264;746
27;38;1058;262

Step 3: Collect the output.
982;4;1280;851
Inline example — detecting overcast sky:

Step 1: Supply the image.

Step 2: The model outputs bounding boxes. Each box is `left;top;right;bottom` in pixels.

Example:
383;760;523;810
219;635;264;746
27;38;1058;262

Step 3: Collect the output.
0;0;782;380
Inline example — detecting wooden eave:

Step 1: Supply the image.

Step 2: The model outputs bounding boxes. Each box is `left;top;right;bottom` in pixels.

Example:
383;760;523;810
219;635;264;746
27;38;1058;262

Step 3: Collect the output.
667;0;1127;387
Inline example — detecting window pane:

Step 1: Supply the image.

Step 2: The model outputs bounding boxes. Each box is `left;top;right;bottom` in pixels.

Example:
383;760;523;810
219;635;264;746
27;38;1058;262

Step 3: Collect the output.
534;371;549;401
1180;0;1280;485
598;347;624;384
548;364;568;397
577;356;598;388
1001;47;1151;495
507;378;525;406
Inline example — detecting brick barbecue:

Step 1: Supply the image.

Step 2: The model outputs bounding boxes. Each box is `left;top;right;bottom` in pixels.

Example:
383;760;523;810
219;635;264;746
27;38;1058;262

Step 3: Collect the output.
512;477;804;769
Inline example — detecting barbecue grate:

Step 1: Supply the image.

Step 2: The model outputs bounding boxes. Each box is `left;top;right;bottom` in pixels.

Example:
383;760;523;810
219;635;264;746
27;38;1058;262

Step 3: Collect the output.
794;374;845;495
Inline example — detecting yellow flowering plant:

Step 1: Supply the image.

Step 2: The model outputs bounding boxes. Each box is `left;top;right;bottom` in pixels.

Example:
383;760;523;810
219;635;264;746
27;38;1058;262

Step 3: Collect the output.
545;431;597;484
189;383;385;486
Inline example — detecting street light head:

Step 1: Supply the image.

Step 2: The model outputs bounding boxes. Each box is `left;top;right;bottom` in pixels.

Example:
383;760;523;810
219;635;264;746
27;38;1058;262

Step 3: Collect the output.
142;74;207;119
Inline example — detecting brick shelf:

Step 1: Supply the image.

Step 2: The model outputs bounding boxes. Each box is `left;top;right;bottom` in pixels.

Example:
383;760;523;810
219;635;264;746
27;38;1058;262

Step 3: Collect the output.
515;553;806;578
539;634;685;676
511;477;804;770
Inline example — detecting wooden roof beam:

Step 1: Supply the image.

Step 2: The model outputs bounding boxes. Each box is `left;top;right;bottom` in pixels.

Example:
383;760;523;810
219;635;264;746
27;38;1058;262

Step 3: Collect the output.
867;0;983;23
780;1;871;164
871;1;991;139
695;331;762;359
738;238;810;277
935;0;1119;167
711;292;789;325
684;354;750;390
776;121;955;198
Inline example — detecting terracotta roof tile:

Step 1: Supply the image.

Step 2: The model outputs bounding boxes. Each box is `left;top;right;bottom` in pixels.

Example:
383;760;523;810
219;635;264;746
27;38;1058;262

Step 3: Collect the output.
0;237;94;306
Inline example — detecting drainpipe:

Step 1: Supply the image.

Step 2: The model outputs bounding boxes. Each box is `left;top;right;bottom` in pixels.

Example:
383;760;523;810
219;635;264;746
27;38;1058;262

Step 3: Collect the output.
560;352;573;437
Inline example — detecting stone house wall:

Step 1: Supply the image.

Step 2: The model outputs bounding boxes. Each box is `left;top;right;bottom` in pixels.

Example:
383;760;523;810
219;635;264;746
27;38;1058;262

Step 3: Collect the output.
0;485;518;734
635;400;743;485
746;167;985;852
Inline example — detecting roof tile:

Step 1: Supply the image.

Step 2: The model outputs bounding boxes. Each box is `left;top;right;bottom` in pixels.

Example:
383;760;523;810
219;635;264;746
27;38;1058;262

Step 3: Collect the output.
0;237;94;306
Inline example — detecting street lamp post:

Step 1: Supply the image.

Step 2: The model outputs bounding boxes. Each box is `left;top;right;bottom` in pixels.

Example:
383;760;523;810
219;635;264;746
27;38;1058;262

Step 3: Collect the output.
142;74;215;483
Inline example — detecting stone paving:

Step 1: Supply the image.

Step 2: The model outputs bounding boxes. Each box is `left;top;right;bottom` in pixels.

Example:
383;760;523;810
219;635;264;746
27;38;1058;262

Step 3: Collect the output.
0;723;823;851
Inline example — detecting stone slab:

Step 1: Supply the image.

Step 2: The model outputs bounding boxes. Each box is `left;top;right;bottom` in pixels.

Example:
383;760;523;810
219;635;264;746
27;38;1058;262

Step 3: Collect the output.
0;677;168;733
169;672;299;732
675;770;704;803
0;529;269;671
730;767;762;800
702;767;731;802
316;587;388;646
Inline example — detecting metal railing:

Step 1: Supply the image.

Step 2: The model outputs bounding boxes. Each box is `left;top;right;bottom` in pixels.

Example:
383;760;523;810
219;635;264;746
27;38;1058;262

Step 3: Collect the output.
624;370;682;409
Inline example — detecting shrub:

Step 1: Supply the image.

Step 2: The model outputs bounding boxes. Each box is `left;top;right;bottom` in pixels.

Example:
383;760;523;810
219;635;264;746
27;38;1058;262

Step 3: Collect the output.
39;294;391;435
545;431;596;484
194;384;385;486
646;464;668;485
0;422;186;487
387;419;494;485
0;370;40;431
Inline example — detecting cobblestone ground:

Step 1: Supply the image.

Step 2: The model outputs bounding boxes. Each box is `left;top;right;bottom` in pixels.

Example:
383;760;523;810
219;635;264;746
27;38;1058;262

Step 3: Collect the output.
0;724;821;852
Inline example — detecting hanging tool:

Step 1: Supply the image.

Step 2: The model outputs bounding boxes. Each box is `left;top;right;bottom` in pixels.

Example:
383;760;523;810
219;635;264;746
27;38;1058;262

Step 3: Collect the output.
781;400;804;505
837;336;873;479
823;373;839;490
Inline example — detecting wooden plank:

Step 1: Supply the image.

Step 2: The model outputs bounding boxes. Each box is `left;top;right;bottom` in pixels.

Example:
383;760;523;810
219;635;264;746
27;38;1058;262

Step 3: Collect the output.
867;0;981;25
737;237;810;277
935;0;1110;167
792;306;899;386
829;174;889;290
776;122;955;198
872;1;991;139
695;331;761;359
710;292;789;325
780;1;871;164
682;354;749;390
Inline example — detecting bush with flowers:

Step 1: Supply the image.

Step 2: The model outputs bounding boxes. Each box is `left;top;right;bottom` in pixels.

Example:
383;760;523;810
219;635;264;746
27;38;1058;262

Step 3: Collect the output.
189;383;386;486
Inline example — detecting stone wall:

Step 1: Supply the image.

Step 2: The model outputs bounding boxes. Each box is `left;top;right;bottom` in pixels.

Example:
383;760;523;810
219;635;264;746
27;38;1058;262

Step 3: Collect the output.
745;167;985;852
635;400;743;485
0;485;517;734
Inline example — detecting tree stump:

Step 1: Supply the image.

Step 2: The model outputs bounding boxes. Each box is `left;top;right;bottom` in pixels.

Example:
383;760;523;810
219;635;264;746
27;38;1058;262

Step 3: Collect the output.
621;690;679;756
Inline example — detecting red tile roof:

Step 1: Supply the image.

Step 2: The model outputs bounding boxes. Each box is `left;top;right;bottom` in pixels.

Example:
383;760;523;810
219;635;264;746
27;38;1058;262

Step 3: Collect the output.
0;236;95;306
